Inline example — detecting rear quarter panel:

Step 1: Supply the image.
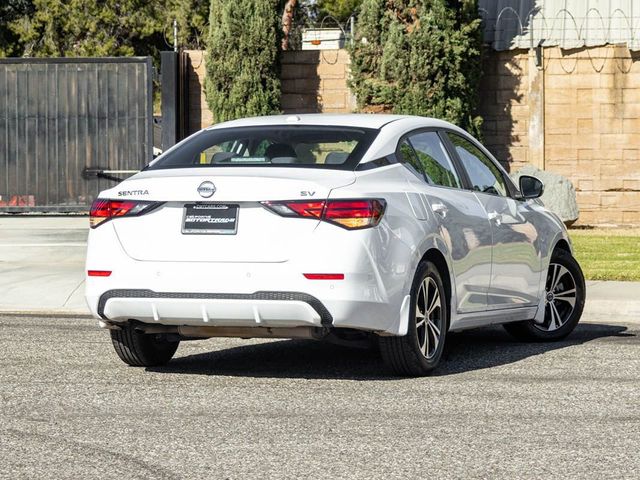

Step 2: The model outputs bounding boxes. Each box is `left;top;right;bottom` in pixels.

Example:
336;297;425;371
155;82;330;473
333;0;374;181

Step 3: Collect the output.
330;164;457;334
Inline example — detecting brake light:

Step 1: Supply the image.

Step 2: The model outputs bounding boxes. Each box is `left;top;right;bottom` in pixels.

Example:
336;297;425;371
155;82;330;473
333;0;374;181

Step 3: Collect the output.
262;199;386;230
89;199;160;228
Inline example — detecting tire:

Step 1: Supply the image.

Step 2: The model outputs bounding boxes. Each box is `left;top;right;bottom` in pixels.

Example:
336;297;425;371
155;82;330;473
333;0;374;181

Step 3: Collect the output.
110;326;180;367
504;249;585;342
380;261;448;376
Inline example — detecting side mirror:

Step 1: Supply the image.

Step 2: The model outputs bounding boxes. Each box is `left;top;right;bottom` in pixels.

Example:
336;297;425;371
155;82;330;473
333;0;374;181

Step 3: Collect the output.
519;175;544;199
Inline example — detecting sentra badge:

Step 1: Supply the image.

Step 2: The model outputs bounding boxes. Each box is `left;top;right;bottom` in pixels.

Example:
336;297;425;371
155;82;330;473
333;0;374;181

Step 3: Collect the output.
118;190;149;196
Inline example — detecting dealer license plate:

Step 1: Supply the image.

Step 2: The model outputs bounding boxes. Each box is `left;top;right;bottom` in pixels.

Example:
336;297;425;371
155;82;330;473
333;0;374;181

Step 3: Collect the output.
182;203;238;235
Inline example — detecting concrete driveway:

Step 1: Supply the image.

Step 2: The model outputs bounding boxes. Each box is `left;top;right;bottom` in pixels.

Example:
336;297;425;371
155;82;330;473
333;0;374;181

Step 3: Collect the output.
0;216;87;314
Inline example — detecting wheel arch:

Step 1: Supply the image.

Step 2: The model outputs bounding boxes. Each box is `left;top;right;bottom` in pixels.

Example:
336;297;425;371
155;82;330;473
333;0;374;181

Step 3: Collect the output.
536;233;575;316
418;248;453;330
553;238;572;255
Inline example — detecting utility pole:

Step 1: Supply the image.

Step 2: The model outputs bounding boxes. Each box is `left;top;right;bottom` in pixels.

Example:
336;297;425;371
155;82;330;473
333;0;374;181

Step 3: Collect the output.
173;19;178;52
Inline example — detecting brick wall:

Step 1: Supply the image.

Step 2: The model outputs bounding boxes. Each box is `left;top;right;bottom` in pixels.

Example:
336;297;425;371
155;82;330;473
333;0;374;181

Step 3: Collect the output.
184;46;640;225
182;49;354;136
480;45;640;226
183;50;212;135
480;50;532;173
281;49;355;113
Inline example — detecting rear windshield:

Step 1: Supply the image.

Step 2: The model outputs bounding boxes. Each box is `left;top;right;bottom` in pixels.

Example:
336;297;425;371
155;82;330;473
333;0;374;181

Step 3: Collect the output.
148;125;379;171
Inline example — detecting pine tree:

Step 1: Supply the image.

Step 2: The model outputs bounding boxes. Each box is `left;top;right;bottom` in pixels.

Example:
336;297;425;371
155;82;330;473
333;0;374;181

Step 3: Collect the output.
0;0;33;57
282;0;298;50
169;0;210;50
317;0;363;22
349;0;483;136
1;0;208;58
6;0;163;57
205;0;281;122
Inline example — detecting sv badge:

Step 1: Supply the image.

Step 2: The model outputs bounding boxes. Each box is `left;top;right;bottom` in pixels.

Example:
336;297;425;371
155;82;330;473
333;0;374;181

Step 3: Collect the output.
300;191;316;197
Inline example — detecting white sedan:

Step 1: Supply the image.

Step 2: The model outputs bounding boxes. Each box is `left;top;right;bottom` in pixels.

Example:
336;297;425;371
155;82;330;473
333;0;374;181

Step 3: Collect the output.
85;114;585;375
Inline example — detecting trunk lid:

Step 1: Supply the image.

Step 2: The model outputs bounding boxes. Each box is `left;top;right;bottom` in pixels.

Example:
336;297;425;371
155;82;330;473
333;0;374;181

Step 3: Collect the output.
107;167;355;263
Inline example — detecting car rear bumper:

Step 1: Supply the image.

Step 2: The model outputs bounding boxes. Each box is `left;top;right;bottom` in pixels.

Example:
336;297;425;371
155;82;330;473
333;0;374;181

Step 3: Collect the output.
91;287;403;333
97;289;332;328
85;221;414;335
86;262;406;333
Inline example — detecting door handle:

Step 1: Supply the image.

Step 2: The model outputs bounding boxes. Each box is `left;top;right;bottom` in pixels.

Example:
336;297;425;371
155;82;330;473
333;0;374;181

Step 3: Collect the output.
431;202;448;218
488;211;502;225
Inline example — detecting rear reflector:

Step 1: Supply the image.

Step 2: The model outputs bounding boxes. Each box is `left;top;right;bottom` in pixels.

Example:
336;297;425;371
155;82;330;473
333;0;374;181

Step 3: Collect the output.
87;270;112;277
262;199;386;230
89;199;160;228
303;273;345;280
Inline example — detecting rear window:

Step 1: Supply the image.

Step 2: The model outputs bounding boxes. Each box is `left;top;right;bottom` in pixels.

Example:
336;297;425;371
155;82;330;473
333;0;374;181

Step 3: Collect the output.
148;125;379;171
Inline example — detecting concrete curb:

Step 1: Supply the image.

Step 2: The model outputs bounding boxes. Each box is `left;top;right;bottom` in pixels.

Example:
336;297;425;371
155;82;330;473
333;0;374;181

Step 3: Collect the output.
582;281;640;322
582;300;640;319
0;309;92;319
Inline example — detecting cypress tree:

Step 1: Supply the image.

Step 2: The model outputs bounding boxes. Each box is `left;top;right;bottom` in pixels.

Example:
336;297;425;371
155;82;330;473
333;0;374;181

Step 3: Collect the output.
349;0;483;136
205;0;281;122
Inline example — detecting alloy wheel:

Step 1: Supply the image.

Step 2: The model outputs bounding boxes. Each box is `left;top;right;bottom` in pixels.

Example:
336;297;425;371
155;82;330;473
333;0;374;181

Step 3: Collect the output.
536;262;577;332
415;277;443;359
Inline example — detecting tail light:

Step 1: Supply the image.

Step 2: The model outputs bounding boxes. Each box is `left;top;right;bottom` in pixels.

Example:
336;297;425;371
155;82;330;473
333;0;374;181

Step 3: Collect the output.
89;199;161;228
262;199;386;230
324;200;386;229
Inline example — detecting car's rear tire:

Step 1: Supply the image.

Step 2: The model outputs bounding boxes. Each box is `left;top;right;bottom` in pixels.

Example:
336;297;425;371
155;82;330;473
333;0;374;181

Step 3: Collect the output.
380;260;448;376
504;249;585;341
110;326;180;367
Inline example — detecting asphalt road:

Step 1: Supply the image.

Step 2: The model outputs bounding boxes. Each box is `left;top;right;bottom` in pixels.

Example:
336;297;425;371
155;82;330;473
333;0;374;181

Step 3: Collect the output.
1;315;639;479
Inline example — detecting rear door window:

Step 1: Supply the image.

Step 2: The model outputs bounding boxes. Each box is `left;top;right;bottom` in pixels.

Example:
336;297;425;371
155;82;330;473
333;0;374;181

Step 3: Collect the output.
396;139;424;179
406;131;461;188
447;133;508;197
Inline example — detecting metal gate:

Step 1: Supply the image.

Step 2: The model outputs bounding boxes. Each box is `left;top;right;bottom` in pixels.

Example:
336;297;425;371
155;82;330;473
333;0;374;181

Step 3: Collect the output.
0;57;153;212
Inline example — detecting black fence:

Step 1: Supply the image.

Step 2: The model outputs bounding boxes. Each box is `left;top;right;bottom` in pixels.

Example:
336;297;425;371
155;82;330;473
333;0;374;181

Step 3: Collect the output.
0;57;153;212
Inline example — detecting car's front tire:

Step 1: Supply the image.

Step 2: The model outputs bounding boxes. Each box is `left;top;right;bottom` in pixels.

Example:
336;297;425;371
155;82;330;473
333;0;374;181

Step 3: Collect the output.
380;260;448;376
504;249;585;341
110;326;180;367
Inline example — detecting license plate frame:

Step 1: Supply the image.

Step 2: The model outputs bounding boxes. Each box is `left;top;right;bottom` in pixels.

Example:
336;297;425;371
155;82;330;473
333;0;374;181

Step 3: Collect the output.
182;203;239;235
